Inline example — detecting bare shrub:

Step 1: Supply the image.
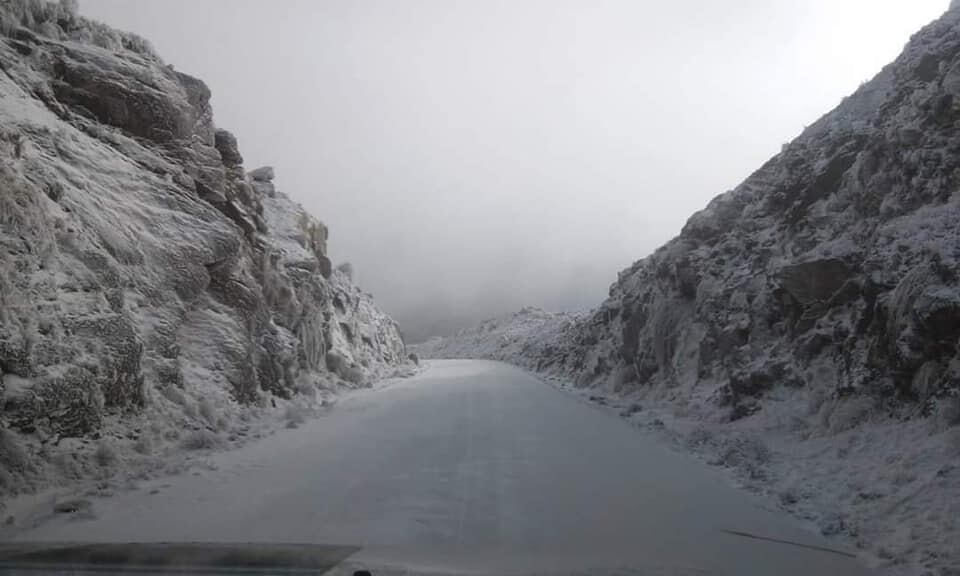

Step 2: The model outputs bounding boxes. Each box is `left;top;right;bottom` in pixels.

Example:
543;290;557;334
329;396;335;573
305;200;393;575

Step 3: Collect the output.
827;397;874;434
132;436;152;455
284;405;308;429
806;386;830;416
712;435;771;480
93;442;117;467
0;427;31;491
0;0;75;38
58;0;78;17
119;31;156;58
198;398;216;424
293;378;316;396
935;394;960;429
342;365;365;386
180;430;223;451
947;428;960;457
159;385;187;406
335;261;354;281
686;426;714;448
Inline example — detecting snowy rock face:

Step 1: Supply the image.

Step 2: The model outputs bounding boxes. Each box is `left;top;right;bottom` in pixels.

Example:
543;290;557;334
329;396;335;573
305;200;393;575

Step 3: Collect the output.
414;308;584;373
427;9;960;421
537;8;960;421
0;1;406;492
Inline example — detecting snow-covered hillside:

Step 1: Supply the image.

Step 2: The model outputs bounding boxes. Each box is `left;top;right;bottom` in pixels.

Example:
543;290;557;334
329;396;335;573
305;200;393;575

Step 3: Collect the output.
415;307;583;372
419;6;960;575
0;0;411;501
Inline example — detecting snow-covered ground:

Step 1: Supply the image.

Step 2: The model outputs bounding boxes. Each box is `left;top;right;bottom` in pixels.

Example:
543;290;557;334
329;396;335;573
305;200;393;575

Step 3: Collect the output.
4;361;869;576
416;312;960;576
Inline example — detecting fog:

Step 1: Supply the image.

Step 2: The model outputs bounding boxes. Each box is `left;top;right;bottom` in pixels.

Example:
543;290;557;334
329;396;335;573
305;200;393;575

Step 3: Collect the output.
81;0;946;342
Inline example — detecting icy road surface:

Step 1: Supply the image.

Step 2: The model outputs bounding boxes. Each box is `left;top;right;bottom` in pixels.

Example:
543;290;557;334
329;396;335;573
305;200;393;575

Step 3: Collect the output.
13;360;870;575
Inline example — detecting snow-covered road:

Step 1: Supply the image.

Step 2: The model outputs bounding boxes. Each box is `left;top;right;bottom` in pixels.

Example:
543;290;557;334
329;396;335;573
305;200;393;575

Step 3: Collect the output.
12;361;870;575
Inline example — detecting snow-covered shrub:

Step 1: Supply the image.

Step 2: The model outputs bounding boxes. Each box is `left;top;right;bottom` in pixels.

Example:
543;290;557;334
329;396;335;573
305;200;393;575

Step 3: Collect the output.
806;385;830;416
335;261;354;281
0;0;75;38
158;385;187;407
296;212;328;259
826;397;875;434
712;435;771;480
284;405;308;429
93;441;117;467
686;426;714;448
198;398;216;424
0;1;158;59
181;430;223;451
948;428;960;457
132;435;152;455
58;0;77;17
936;394;960;428
342;365;365;386
119;31;156;57
0;427;30;492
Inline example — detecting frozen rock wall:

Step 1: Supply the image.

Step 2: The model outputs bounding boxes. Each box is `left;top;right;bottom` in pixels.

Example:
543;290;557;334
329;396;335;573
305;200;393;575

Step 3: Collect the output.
0;0;408;497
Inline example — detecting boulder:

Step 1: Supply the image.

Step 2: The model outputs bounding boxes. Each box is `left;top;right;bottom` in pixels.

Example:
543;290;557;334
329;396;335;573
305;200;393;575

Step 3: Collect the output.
249;166;275;182
777;258;854;307
214;129;244;167
50;45;213;144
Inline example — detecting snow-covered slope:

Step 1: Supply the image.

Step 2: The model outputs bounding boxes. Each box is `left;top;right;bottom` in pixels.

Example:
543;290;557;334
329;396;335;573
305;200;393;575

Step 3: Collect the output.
419;7;960;575
0;0;410;499
414;307;583;373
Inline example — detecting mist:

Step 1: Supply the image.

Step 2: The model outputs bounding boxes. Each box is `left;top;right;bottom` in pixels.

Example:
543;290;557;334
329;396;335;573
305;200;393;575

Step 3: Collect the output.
80;0;947;342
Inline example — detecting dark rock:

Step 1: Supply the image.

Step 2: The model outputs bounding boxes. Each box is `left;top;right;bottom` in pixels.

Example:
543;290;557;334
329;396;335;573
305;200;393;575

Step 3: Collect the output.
729;400;762;421
7;367;103;438
214;129;243;167
51;47;212;144
249;166;275;182
317;255;333;279
62;314;144;407
53;499;92;514
777;259;854;307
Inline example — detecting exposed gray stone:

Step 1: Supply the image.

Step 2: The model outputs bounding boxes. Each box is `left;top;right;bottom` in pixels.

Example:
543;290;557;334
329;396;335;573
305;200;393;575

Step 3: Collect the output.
0;4;410;498
249;166;275;182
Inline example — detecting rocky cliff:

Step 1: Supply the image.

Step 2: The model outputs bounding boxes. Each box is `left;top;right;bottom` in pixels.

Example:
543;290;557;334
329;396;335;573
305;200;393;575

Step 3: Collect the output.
0;0;409;498
420;7;960;574
562;6;960;423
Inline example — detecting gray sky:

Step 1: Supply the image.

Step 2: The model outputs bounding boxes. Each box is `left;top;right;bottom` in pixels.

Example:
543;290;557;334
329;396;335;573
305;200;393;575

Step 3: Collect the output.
81;0;946;342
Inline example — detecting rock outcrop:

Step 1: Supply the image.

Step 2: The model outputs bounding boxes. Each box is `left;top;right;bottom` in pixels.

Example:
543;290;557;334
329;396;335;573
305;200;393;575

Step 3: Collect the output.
0;0;408;497
561;7;960;421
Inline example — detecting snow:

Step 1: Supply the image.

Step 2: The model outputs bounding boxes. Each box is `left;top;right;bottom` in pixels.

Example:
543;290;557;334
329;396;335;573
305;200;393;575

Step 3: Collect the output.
417;311;960;575
3;361;869;576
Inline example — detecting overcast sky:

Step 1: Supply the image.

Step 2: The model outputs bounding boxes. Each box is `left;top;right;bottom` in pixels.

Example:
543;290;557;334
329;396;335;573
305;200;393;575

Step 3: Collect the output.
81;0;947;341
